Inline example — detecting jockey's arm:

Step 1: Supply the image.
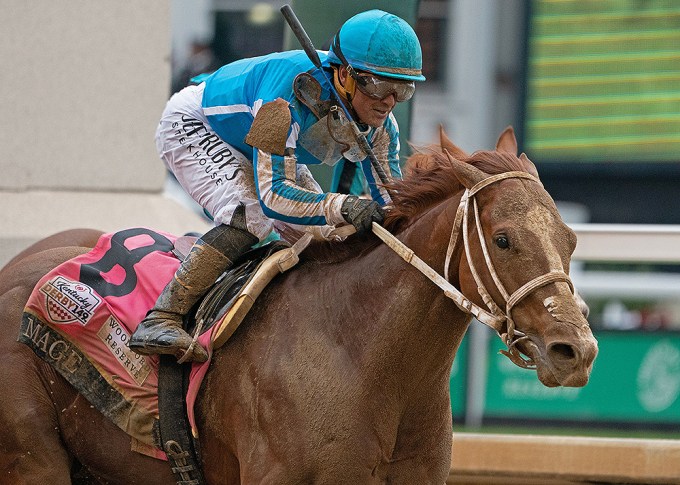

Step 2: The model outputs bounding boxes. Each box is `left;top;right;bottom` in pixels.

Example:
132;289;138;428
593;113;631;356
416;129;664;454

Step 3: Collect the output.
246;97;390;232
254;148;385;236
244;97;349;227
253;148;348;226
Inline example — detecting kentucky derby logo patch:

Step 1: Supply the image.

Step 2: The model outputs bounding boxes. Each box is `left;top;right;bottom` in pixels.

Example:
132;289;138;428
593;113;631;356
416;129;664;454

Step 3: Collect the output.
40;276;102;325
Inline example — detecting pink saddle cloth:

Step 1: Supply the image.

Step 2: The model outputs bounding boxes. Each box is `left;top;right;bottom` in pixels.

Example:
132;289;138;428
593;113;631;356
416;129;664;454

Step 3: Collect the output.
20;228;216;460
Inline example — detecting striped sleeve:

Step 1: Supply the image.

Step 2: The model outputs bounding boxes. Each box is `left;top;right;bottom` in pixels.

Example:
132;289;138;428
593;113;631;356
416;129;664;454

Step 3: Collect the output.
254;148;347;226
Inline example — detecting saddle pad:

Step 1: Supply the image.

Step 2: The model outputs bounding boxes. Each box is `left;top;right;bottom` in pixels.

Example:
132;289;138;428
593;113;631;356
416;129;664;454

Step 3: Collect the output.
18;227;300;460
18;228;193;460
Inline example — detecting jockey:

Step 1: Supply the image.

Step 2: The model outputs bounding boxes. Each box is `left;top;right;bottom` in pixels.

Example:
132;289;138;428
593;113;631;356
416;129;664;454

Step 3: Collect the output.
129;10;426;362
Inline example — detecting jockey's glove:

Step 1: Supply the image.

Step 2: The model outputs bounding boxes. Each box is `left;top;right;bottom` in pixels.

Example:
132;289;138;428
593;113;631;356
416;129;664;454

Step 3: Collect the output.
341;196;385;234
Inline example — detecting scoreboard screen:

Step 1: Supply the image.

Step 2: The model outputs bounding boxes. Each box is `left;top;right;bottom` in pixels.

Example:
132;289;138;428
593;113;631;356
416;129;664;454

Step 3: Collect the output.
523;0;680;163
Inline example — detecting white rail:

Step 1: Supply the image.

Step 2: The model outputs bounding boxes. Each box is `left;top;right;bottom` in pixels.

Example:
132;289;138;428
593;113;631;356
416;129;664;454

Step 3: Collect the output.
570;224;680;299
571;223;680;263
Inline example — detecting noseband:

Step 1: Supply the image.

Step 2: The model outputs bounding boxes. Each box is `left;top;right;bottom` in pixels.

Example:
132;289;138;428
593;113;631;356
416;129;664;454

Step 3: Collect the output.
372;171;575;369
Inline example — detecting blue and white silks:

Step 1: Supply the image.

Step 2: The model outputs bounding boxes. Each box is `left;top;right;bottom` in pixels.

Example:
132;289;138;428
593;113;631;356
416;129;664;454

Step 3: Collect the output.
200;50;402;227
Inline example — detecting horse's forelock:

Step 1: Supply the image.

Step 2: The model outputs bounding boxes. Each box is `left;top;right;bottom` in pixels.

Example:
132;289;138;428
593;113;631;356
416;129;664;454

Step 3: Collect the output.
465;150;531;175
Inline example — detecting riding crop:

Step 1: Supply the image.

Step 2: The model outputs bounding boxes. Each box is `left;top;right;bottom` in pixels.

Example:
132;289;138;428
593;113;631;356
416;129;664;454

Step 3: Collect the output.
280;4;395;196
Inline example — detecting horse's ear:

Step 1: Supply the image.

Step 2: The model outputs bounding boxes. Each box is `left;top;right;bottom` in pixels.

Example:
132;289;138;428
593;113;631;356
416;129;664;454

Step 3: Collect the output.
444;150;486;189
496;126;518;154
520;152;541;180
439;125;468;159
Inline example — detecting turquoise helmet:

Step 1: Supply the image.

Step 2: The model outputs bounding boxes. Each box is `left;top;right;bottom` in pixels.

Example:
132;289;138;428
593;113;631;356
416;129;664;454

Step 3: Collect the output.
327;10;426;82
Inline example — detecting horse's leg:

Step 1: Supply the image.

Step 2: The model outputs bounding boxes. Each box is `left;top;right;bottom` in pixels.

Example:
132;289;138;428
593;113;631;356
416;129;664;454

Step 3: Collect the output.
0;248;91;484
0;352;75;484
384;393;453;484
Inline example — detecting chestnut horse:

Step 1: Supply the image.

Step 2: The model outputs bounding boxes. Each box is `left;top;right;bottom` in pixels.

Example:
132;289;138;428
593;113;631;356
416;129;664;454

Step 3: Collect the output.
0;127;597;484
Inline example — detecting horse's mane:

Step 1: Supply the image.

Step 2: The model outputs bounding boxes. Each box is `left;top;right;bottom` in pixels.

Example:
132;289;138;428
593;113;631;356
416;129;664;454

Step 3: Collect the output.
300;145;536;264
383;146;536;231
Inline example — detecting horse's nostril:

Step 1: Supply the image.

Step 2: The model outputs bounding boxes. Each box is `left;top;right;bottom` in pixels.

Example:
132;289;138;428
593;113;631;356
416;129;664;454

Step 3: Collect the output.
548;342;576;361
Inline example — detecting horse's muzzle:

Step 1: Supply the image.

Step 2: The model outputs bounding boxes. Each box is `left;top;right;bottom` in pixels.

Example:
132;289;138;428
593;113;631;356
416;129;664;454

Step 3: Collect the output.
532;333;598;388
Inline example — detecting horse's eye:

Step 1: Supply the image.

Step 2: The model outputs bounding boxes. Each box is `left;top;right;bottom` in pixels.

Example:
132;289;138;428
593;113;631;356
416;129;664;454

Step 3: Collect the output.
495;235;510;249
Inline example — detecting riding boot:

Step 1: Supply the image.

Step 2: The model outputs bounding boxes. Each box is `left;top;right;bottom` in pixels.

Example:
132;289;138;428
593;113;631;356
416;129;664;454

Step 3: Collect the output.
129;220;258;362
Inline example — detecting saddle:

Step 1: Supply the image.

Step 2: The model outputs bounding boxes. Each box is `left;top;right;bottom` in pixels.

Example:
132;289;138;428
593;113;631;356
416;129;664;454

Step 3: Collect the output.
176;233;311;348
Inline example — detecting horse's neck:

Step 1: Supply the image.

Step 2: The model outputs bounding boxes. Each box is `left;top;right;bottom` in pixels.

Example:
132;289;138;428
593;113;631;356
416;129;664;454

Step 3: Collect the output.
398;195;466;286
341;196;469;384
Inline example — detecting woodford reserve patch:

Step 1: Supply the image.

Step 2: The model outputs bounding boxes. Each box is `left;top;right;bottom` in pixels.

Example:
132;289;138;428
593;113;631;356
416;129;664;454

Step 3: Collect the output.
18;311;163;456
97;315;152;386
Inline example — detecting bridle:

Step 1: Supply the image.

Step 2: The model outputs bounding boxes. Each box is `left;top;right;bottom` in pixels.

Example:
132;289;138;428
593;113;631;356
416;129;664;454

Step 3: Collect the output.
372;170;575;369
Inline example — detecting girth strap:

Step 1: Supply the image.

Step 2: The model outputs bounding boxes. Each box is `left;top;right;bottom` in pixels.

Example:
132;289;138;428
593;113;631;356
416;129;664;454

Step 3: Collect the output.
158;355;206;485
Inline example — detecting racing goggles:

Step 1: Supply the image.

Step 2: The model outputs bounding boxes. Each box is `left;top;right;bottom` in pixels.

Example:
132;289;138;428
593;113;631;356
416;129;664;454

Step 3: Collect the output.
354;73;416;102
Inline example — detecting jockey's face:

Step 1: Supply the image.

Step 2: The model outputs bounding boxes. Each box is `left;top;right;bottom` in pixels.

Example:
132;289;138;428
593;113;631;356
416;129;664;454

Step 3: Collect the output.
337;66;397;128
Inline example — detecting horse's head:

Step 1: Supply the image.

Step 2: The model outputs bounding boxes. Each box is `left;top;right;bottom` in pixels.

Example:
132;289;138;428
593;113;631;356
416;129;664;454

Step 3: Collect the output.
436;127;597;387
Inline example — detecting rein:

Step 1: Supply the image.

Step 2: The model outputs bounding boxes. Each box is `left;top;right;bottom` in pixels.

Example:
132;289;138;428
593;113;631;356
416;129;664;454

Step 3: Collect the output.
372;171;575;369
